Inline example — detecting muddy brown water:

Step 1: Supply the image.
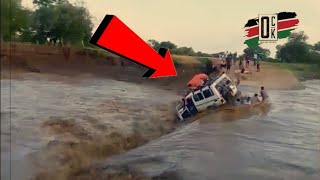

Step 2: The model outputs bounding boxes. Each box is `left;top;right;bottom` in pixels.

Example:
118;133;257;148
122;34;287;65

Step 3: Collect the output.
85;80;320;180
0;74;178;180
1;75;320;180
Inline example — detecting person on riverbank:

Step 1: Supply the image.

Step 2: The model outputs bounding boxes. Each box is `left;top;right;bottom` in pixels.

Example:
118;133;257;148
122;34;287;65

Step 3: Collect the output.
246;55;250;68
239;58;243;69
239;58;245;72
204;59;214;75
260;86;269;100
231;53;235;66
226;54;232;73
253;54;258;66
233;52;237;65
256;58;261;72
235;72;241;86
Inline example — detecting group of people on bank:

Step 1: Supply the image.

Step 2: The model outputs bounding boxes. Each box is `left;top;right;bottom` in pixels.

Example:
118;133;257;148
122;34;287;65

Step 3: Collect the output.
204;53;262;76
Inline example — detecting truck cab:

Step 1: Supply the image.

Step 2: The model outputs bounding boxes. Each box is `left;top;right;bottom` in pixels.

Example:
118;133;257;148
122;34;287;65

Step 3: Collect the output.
176;74;238;121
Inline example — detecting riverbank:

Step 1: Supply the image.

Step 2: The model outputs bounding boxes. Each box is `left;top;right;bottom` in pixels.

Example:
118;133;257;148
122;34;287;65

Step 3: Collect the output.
268;62;320;81
227;61;304;90
1;43;305;91
0;43;307;180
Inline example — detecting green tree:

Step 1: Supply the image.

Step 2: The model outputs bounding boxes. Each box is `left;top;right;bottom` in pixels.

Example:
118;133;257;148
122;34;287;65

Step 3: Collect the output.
276;31;311;63
314;41;320;51
147;39;210;56
31;0;93;45
195;51;211;57
288;31;308;43
159;41;177;51
1;0;31;41
243;46;270;59
33;0;67;7
147;40;177;52
173;47;195;56
147;39;160;51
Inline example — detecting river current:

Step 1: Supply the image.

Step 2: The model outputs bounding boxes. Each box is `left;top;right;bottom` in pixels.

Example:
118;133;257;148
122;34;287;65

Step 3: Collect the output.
101;80;320;180
1;77;319;180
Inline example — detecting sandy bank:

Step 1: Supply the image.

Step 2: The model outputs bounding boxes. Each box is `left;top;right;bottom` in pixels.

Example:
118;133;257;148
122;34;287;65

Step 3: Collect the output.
1;43;303;91
227;62;304;90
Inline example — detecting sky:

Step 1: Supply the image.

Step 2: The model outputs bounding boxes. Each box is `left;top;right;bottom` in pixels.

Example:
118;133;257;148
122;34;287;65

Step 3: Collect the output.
22;0;320;57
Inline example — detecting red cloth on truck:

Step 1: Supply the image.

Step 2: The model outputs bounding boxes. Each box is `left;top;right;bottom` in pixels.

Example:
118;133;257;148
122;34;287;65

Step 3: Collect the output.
194;73;208;81
187;74;208;87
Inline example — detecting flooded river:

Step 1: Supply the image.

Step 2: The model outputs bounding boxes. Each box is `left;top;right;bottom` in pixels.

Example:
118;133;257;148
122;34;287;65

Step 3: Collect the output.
0;74;177;180
99;80;320;180
1;76;320;180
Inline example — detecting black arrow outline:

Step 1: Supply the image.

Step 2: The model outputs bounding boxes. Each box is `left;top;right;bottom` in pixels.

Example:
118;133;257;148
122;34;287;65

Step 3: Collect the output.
89;15;170;78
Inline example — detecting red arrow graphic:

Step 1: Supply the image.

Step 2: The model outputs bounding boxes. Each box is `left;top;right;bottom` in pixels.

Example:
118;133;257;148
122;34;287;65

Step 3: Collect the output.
89;15;177;78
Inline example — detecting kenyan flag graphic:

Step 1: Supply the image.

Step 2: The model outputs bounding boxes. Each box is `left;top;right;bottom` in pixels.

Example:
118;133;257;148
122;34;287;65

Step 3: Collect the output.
244;12;299;47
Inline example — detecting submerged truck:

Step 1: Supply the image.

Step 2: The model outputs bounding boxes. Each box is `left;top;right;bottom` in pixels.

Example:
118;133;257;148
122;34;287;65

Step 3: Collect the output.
176;73;240;121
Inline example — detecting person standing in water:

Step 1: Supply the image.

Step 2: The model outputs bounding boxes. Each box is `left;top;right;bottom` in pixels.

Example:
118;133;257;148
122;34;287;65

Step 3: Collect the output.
226;53;232;73
260;86;269;100
251;93;260;104
235;72;241;86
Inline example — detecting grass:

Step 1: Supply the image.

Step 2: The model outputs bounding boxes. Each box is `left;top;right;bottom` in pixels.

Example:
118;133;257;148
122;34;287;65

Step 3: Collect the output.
196;57;210;65
172;55;201;69
267;61;320;80
172;55;200;65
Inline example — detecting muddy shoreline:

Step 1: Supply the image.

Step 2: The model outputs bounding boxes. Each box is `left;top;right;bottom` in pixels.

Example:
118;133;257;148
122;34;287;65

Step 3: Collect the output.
1;43;303;91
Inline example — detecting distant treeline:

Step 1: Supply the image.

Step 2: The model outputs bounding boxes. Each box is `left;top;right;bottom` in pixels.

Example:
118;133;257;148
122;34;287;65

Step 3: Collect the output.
1;0;93;47
1;0;221;57
2;0;319;64
275;31;320;64
242;31;320;65
147;39;215;57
